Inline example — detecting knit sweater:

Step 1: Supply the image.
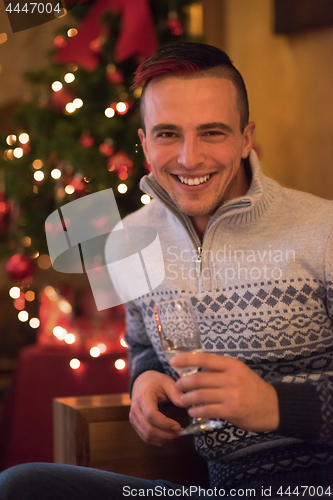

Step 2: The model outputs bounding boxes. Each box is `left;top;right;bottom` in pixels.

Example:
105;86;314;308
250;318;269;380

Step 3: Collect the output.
109;151;333;487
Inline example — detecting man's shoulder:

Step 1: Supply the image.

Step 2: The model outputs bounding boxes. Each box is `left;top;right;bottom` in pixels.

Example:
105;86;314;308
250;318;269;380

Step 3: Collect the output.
121;198;166;227
276;182;333;218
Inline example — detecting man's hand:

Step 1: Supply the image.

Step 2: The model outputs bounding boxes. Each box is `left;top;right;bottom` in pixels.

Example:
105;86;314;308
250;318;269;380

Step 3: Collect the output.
130;370;186;446
171;352;279;433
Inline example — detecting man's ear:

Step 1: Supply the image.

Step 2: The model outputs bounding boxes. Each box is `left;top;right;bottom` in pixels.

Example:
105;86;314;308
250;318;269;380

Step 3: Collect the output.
241;121;256;159
138;128;149;163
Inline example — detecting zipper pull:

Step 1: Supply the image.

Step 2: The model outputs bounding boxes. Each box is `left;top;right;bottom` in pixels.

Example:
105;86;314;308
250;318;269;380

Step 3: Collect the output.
196;246;202;277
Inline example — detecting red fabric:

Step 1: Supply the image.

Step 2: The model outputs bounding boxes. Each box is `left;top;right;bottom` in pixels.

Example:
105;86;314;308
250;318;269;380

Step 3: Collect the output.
0;341;129;470
54;0;157;70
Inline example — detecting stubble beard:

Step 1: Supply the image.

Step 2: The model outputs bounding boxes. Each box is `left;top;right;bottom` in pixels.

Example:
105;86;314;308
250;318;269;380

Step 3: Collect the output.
169;190;222;218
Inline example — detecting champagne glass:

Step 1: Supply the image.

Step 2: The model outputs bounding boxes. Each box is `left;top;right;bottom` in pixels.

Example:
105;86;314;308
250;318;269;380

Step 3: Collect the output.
154;297;223;435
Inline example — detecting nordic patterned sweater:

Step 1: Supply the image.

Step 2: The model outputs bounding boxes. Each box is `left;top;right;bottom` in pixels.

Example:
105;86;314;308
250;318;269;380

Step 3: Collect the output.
112;150;333;487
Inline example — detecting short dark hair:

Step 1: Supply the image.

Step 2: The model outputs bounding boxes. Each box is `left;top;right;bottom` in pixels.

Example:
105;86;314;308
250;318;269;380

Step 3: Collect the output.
132;42;249;133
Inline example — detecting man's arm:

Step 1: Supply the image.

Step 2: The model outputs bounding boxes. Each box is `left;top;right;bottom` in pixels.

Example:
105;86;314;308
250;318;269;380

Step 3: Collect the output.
124;300;165;394
172;352;333;444
124;301;185;445
272;376;333;442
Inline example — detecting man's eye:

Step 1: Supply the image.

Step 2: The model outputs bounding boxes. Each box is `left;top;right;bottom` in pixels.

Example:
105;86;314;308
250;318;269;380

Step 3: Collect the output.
204;131;224;136
157;132;176;138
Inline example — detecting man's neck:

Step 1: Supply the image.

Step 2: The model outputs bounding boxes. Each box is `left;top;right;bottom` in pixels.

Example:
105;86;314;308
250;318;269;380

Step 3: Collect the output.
190;160;251;241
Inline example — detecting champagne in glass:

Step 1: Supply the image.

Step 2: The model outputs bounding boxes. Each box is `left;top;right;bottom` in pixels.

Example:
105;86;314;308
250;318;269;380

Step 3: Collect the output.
154;297;223;435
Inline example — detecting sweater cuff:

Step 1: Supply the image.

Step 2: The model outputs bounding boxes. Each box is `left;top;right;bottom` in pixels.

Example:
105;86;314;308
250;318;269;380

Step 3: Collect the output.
273;381;322;441
129;355;165;396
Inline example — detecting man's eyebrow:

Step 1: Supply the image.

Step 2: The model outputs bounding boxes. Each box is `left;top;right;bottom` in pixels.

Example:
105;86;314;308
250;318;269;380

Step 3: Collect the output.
150;124;181;134
197;122;233;133
150;122;233;135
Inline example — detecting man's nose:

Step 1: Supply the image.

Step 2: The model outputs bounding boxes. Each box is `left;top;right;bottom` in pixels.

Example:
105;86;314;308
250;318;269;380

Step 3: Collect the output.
177;138;203;169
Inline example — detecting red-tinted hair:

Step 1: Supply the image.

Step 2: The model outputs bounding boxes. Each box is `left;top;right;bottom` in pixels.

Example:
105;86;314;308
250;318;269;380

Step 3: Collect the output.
132;60;200;89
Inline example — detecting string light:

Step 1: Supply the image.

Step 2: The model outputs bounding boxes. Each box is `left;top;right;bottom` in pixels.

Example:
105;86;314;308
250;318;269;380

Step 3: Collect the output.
29;318;40;328
133;87;142;98
120;337;128;348
65;102;76;113
117;183;128;194
14;296;25;311
73;98;83;108
52;81;63;92
64;333;76;344
53;326;67;339
118;172;128;181
115;359;126;370
30;250;39;259
70;358;80;370
9;287;21;299
45;286;58;301
19;133;29;144
34;171;44;181
141;194;151;205
25;290;35;301
67;28;78;37
32;159;43;169
6;135;16;146
13;147;23;158
89;347;101;358
64;73;75;83
37;255;52;270
18;310;29;322
97;343;107;353
54;35;67;47
22;236;31;247
51;168;61;179
65;184;75;194
3;149;14;160
105;107;115;118
58;299;72;314
115;102;129;114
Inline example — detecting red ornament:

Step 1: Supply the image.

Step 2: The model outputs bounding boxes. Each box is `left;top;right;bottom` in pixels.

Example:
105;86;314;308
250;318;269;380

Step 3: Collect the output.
107;152;133;174
6;254;35;281
99;143;114;156
54;35;67;49
79;134;95;148
89;37;105;54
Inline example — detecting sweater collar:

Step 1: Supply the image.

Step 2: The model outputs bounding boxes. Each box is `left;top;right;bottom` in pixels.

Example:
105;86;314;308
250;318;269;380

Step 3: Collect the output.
139;150;278;225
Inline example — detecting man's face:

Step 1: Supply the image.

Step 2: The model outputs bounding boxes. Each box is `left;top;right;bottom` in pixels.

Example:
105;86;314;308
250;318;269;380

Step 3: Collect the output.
138;76;255;225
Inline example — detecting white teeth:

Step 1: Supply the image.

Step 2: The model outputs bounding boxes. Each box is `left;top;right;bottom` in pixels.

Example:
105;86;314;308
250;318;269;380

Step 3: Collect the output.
178;174;211;185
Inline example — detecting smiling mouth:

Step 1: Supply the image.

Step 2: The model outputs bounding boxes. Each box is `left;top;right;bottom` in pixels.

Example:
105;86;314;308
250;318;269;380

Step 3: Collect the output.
177;174;212;186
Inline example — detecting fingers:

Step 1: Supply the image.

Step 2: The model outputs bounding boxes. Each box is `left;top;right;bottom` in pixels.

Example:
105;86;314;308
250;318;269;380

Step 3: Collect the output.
176;371;226;392
170;352;238;372
180;387;226;407
129;401;181;446
129;371;184;446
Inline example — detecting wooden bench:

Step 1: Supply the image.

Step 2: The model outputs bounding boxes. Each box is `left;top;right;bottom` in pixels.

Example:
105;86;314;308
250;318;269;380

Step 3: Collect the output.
53;393;209;487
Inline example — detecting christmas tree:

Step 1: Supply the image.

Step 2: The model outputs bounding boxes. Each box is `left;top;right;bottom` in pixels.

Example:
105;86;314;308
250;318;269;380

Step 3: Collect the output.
0;0;202;354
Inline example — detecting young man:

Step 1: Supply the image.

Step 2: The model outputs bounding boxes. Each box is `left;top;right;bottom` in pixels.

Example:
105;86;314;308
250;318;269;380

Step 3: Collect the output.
0;42;332;499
